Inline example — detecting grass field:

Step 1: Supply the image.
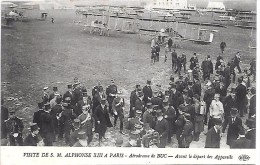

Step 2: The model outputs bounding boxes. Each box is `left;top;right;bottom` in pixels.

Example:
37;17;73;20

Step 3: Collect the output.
1;9;256;147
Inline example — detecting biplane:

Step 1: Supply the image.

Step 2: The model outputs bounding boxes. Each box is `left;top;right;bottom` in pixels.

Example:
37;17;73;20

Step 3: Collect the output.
74;5;224;45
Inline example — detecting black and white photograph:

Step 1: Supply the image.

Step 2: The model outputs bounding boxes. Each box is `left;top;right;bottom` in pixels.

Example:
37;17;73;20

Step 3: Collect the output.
1;0;258;164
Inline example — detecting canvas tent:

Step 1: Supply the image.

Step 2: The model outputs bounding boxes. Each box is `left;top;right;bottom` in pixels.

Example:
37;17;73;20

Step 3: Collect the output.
207;1;225;10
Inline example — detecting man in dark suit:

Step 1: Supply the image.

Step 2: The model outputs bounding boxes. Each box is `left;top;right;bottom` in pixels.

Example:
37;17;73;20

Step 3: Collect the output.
143;80;153;105
171;49;178;70
40;103;55;146
1;98;9;139
24;123;42;146
63;84;76;105
192;78;201;97
42;87;50;104
223;62;231;88
235;77;247;117
222;88;237;120
189;53;198;70
155;109;169;148
222;108;242;146
50;96;63;141
133;90;145;117
5;109;24;146
231;129;251;149
129;84;141;118
248;87;256;119
33;102;44;137
94;98;113;145
205;118;222;148
163;99;176;143
168;84;182;116
180;113;193;148
106;79;118;114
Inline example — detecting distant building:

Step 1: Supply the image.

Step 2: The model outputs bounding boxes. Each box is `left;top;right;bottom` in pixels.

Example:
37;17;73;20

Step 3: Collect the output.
207;1;225;10
146;0;188;9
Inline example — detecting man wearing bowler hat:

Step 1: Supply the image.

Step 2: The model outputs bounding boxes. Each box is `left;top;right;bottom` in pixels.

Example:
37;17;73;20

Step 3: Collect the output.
235;77;247;117
222;108;242;146
155;109;169;148
50;95;63;141
162;98;176;143
5;109;24;146
33;102;44;136
222;87;237;120
24;123;41;146
168;83;182;116
143;80;153;105
63;84;76;105
94;97;113;145
129;84;141;118
40;103;55;146
205;118;222;148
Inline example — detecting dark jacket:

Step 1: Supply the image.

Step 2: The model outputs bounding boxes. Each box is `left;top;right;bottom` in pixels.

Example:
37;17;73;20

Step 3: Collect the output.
5;117;24;134
230;137;251;149
143;85;153;104
205;127;221;148
245;128;256;149
24;134;40;146
203;88;215;105
1;105;9;139
235;84;247;102
222;116;242;145
155;118;169;148
94;105;113;135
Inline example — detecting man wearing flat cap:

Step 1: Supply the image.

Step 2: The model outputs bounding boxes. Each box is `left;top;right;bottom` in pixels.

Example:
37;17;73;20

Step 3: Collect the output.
143;80;153;105
106;79;118;114
24;123;41;146
155;109;169;148
222;108;242;146
5;109;24;146
205;118;222;148
40;103;55;146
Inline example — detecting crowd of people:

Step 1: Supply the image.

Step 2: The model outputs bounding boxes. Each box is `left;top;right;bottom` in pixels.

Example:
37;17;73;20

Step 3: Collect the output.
1;38;256;148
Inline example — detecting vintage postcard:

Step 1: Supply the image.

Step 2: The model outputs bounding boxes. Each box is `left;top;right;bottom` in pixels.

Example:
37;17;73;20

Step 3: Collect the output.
1;0;258;164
